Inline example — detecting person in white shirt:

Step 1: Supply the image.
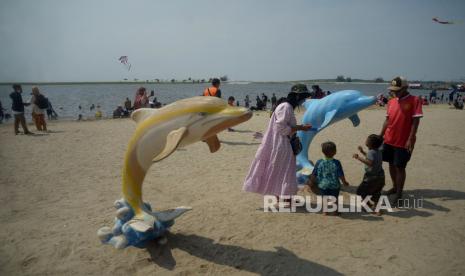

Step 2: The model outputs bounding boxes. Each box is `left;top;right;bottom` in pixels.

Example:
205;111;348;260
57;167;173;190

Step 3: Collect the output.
30;86;47;131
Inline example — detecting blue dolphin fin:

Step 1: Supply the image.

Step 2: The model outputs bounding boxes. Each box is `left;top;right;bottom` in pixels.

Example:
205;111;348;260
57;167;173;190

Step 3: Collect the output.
348;114;360;127
319;110;337;130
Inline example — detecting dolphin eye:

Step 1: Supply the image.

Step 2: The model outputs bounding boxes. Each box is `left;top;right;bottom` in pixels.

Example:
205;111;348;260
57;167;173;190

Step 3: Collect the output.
198;112;207;117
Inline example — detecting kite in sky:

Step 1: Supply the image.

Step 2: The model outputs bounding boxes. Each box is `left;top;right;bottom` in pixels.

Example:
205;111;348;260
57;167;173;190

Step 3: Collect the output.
432;17;461;25
118;56;131;71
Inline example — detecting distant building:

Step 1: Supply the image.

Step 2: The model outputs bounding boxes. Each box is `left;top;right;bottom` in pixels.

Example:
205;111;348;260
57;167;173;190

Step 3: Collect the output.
408;83;423;89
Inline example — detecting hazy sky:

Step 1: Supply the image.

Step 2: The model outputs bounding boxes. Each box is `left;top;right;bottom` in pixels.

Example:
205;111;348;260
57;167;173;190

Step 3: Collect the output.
1;0;464;82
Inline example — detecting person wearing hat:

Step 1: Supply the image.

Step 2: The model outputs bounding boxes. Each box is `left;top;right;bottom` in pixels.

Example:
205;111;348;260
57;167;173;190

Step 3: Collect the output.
269;87;310;115
203;78;222;98
380;76;423;202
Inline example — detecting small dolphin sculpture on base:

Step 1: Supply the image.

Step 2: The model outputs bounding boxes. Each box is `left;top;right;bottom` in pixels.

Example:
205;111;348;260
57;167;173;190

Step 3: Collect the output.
97;199;191;249
98;97;252;248
296;90;375;184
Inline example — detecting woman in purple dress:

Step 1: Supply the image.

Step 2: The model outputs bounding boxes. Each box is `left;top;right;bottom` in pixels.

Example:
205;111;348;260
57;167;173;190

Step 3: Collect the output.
243;93;312;200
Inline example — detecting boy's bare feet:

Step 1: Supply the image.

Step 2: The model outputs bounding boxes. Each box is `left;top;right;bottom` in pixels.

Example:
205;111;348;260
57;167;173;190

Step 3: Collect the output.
367;201;377;211
309;184;321;195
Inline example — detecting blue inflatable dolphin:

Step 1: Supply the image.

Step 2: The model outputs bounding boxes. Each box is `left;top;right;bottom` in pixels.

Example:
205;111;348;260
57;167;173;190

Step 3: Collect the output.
296;90;375;184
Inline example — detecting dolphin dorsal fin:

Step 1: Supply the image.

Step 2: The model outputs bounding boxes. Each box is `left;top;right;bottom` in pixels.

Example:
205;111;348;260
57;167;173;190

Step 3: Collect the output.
131;108;158;124
152;127;187;162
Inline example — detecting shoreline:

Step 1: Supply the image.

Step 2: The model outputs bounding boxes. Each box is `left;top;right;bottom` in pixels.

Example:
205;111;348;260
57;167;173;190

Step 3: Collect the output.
0;102;457;126
0;79;461;86
0;80;388;86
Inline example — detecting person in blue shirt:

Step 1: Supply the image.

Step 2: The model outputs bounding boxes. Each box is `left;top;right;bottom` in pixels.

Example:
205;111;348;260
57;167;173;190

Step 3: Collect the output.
307;141;349;215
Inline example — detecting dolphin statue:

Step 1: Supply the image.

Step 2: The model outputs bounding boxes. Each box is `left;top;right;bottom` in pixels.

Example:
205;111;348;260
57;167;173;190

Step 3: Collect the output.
98;96;252;248
296;90;375;184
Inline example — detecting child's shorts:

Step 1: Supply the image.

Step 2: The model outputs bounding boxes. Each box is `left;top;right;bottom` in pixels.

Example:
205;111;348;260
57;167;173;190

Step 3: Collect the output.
319;188;340;198
357;174;385;202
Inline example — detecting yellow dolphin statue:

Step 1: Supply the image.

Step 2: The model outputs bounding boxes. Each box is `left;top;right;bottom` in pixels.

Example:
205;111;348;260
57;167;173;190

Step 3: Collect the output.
98;96;252;248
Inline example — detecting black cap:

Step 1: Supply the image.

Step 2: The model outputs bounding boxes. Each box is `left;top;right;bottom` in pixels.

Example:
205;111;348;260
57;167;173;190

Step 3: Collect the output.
289;83;311;101
389;76;408;91
212;78;220;86
290;84;309;93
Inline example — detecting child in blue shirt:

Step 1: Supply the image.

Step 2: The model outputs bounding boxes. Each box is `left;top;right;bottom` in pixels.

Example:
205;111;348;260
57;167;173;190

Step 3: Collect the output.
307;141;349;215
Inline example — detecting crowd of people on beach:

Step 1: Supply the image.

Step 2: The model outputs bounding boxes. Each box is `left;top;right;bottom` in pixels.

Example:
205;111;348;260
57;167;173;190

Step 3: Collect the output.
376;87;464;109
245;85;330;112
5;77;459;130
3;78;461;136
111;87;163;118
417;88;464;108
106;78;332;122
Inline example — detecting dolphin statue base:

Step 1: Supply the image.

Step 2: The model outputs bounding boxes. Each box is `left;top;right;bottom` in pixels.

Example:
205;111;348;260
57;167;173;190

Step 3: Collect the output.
98;199;191;249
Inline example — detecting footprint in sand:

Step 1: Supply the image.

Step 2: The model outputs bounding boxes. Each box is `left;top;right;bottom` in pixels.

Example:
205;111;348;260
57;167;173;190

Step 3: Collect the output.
21;255;38;267
428;144;463;152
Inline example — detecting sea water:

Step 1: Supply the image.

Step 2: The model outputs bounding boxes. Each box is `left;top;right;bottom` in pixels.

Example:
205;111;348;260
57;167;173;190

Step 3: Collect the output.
0;82;438;120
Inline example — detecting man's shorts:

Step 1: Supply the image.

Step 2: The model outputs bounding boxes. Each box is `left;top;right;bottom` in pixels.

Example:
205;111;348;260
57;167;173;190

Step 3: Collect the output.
382;143;411;169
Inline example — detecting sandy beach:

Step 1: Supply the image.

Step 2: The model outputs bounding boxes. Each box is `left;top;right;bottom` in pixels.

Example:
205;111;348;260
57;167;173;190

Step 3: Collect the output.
1;104;464;275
